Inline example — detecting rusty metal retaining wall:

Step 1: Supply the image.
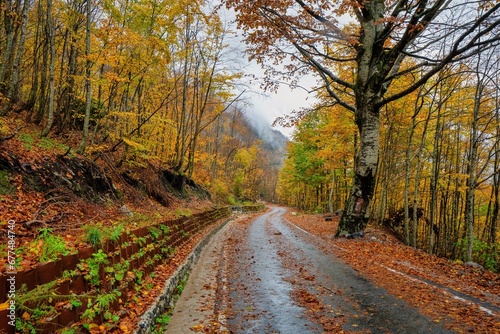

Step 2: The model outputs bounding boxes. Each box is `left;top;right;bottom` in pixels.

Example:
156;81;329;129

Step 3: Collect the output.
0;206;231;333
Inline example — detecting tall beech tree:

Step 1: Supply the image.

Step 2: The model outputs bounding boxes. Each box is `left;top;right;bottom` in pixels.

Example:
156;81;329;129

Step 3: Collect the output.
225;0;500;236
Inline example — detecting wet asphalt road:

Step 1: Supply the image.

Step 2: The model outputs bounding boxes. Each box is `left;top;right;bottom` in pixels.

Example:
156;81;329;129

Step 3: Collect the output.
168;207;453;333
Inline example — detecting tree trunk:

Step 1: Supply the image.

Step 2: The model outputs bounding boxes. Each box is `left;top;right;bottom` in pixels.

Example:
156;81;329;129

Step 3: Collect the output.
328;172;335;215
404;116;417;245
336;105;379;236
41;0;56;137
77;0;92;153
465;82;482;262
0;0;15;92
1;0;29;115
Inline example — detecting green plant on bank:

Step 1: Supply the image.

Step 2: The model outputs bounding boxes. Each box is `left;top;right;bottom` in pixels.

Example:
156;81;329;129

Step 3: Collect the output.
109;224;125;242
161;246;176;257
159;224;170;236
105;260;130;286
123;212;153;226
174;208;192;217
37;228;70;262
61;329;76;334
39;136;69;153
180;230;189;238
81;289;122;327
84;224;104;247
16;305;56;333
62;269;78;279
145;258;154;267
152;314;171;334
176;275;188;296
136;236;147;247
149;226;162;240
150;274;189;334
78;250;108;286
131;248;146;262
132;269;144;286
17;133;69;154
227;194;237;206
0;244;6;258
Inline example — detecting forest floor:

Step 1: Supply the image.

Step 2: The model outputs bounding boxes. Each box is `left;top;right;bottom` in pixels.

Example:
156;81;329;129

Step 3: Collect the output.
168;207;500;334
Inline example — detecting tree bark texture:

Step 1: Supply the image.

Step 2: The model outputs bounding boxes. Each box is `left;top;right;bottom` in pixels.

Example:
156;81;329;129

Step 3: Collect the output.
336;105;379;236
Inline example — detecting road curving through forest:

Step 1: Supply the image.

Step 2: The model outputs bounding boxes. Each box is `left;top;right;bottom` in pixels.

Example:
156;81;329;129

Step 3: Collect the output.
166;207;453;333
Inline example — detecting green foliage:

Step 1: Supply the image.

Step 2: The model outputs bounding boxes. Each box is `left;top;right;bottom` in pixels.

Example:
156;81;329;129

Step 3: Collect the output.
61;329;76;334
16;305;55;333
18;133;34;150
78;250;108;286
137;236;147;247
456;238;499;272
176;276;188;295
133;269;144;285
159;224;170;235
0;244;6;258
175;208;192;217
14;280;85;333
228;194;237;205
18;133;69;153
81;289;121;323
69;299;83;309
39;136;69;152
149;226;162;240
161;246;176;257
0;170;15;195
109;224;125;242
105;260;129;285
37;228;70;262
85;224;104;247
152;314;171;334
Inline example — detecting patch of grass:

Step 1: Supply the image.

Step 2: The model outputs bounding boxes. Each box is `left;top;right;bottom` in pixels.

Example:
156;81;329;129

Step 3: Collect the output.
0;244;6;258
18;132;69;154
174;208;192;217
18;133;34;150
0;170;15;195
152;314;171;334
39;136;68;152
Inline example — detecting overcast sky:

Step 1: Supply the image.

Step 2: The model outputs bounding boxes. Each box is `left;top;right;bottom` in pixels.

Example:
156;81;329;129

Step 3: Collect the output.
242;64;317;138
219;7;318;138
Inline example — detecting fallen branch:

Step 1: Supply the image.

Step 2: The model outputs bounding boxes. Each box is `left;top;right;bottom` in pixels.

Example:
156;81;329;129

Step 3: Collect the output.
0;127;22;142
23;212;64;228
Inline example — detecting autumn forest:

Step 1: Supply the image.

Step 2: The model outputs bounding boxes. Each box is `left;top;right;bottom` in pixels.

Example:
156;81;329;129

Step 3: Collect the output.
0;0;500;296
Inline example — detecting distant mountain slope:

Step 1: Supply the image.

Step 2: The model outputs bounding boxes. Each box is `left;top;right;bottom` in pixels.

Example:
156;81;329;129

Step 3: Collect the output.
243;114;289;160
